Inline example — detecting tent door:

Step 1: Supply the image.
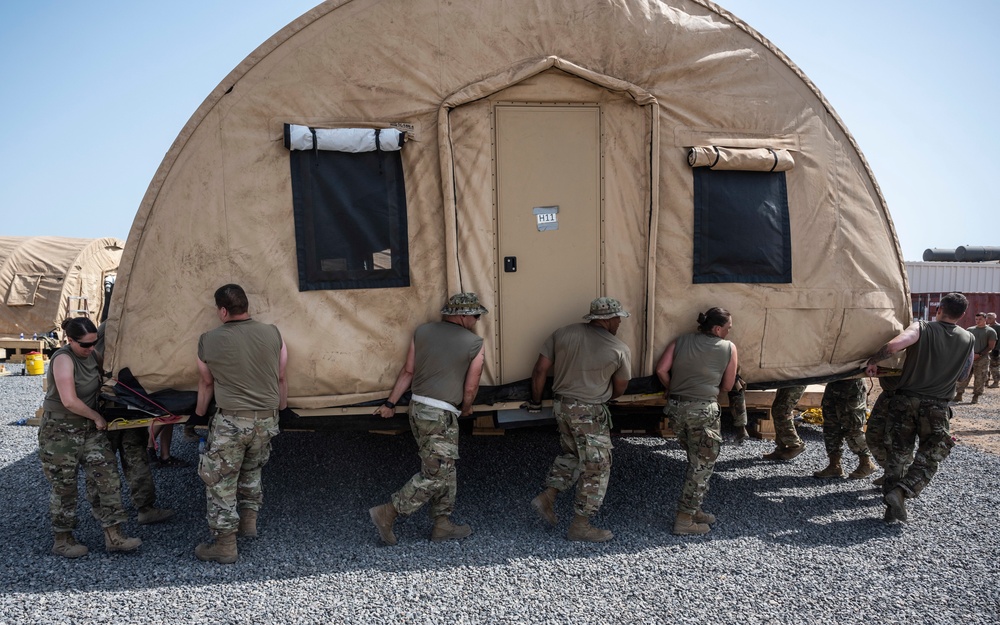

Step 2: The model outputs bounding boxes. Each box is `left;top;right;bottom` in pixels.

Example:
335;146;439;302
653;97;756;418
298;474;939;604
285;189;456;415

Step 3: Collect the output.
494;104;602;383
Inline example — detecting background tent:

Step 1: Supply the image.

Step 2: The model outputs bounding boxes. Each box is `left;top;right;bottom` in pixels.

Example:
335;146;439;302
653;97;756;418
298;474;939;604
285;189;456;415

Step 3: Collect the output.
0;237;124;338
105;0;910;411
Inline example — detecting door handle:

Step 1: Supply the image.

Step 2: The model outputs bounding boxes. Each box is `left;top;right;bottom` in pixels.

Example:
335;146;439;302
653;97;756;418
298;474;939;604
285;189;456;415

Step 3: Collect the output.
504;256;517;272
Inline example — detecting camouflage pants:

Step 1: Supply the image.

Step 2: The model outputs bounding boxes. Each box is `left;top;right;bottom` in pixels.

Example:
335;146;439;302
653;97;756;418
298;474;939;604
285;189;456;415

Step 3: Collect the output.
771;386;806;449
883;394;954;498
665;398;721;515
990;350;1000;386
392;402;460;518
198;410;279;533
727;387;748;428
86;426;156;512
820;379;871;458
864;391;892;468
38;412;127;532
956;355;989;399
544;398;613;518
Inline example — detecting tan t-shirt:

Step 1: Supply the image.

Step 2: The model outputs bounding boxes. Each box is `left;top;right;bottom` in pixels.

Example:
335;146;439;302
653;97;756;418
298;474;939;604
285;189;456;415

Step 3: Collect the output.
411;321;484;407
668;332;733;401
198;319;283;411
541;323;631;404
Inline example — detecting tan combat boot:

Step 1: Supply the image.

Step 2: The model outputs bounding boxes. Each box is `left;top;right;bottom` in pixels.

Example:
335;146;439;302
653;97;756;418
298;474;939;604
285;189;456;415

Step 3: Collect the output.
971;394;980;404
238;509;258;538
813;453;845;479
567;514;613;542
52;532;89;558
673;512;710;535
138;506;175;525
848;455;877;480
104;524;142;553
195;531;238;563
531;487;559;526
693;509;716;525
369;503;399;546
430;516;472;542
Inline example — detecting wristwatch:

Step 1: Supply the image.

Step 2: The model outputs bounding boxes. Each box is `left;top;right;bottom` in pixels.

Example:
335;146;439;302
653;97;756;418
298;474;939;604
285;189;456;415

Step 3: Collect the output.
383;400;395;409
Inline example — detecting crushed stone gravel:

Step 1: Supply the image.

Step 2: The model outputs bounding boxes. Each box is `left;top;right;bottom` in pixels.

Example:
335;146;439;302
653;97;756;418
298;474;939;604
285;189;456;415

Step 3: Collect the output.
1;364;998;624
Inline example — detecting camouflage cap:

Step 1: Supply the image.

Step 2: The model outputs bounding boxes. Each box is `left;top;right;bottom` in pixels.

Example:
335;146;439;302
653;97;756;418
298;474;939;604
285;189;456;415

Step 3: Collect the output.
441;292;489;316
583;297;630;320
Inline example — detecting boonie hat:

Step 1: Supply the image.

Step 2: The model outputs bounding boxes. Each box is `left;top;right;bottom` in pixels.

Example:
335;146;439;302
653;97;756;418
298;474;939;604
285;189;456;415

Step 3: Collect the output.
441;292;489;316
583;297;630;320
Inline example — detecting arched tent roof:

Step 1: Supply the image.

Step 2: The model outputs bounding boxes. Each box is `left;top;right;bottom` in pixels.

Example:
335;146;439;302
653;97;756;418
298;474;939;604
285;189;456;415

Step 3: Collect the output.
107;0;910;408
0;237;125;337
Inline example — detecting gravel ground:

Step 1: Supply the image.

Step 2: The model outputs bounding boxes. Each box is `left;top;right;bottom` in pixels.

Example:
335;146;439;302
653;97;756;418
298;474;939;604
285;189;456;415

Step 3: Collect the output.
1;364;998;624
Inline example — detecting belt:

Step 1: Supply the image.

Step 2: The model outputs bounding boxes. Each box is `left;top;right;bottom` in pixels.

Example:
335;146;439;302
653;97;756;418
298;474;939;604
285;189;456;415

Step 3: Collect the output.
669;394;711;403
219;409;278;419
895;390;948;403
553;394;602;405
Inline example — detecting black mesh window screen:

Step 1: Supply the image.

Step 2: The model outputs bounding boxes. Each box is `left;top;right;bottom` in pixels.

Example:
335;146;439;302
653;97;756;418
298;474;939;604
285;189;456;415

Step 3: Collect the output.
692;168;791;284
287;126;409;291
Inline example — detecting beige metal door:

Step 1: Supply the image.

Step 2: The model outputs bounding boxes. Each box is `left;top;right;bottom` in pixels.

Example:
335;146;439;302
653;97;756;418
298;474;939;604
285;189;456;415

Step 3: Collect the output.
495;105;602;382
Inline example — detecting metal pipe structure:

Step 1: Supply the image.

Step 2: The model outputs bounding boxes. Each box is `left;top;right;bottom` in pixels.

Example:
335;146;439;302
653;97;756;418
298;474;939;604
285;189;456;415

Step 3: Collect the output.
955;246;1000;262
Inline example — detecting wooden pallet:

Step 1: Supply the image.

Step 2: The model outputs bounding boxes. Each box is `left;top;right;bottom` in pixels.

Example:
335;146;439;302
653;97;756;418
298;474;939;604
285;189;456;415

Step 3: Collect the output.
0;338;47;362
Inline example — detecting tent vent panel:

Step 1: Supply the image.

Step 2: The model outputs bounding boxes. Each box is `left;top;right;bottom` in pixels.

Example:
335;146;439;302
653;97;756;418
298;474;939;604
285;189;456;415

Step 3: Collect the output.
6;274;42;306
760;307;835;368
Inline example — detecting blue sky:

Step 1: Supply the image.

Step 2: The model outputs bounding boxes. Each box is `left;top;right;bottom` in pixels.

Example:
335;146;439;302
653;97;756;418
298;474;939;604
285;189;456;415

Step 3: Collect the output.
1;1;997;261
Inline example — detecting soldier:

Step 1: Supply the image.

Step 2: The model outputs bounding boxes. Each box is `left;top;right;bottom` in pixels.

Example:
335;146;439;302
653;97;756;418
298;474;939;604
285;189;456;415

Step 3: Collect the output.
727;372;749;444
953;312;995;404
812;378;876;480
38;317;142;558
655;307;738;535
865;292;974;522
369;293;487;545
192;284;289;563
864;375;900;486
986;312;1000;387
527;297;632;542
760;386;807;461
85;321;174;527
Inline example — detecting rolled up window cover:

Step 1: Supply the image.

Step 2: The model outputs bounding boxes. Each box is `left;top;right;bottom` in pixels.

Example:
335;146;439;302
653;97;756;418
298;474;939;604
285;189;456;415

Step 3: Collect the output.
284;125;404;152
687;146;794;172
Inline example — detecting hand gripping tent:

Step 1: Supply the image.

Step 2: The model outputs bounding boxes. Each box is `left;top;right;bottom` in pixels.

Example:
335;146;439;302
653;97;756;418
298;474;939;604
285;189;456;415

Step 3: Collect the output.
105;0;910;412
0;237;124;338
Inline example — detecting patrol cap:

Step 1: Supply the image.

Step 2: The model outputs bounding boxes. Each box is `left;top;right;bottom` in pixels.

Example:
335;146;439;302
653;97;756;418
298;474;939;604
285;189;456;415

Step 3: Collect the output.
583;297;630;320
441;292;489;316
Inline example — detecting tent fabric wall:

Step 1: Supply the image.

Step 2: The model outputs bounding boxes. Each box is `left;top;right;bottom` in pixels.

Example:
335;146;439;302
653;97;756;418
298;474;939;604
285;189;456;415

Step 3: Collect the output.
0;237;125;337
105;0;910;408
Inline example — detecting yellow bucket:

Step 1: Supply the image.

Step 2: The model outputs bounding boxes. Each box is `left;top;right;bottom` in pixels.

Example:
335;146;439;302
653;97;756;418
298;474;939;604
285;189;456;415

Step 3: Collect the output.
25;352;45;376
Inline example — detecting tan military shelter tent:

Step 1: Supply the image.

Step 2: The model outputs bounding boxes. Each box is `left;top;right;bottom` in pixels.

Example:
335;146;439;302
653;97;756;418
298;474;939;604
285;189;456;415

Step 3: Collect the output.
105;0;910;411
0;237;124;338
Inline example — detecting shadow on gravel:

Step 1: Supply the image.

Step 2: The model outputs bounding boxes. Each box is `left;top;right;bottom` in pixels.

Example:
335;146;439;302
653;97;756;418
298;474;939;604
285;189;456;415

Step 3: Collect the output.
0;421;904;593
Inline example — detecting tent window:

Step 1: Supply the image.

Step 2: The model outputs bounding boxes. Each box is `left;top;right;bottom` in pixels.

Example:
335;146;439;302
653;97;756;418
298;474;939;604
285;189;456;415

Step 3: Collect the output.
286;125;410;291
692;168;791;284
6;274;41;306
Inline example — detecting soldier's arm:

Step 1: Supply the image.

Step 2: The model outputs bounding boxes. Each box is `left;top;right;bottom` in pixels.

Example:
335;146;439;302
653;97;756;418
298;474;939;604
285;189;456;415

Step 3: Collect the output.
958;350;974;382
277;340;289;411
610;376;628;400
865;321;921;376
720;343;739;393
375;339;416;419
529;354;553;404
460;346;486;417
654;341;676;392
195;357;215;417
